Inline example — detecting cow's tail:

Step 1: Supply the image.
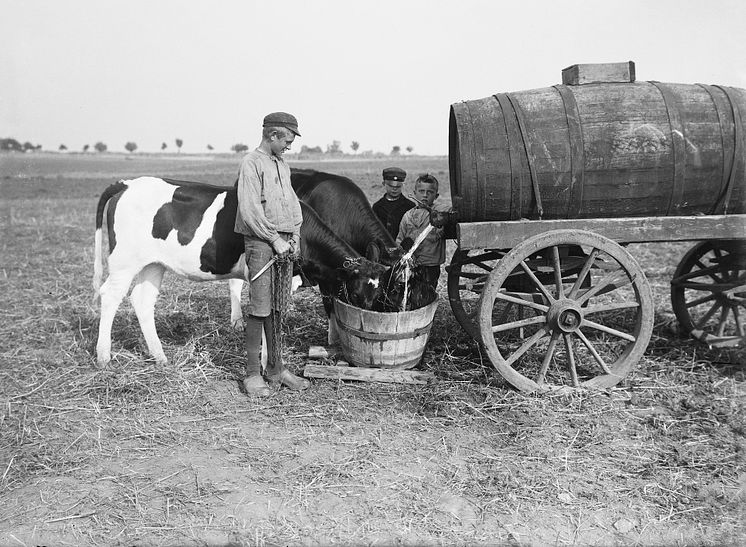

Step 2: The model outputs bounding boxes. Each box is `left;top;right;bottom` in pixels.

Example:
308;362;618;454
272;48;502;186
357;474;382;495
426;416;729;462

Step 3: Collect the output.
93;180;128;305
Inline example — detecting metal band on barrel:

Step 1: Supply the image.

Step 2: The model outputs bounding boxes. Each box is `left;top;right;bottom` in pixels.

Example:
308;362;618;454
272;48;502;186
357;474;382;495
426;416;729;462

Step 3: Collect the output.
650;81;686;216
554;84;585;218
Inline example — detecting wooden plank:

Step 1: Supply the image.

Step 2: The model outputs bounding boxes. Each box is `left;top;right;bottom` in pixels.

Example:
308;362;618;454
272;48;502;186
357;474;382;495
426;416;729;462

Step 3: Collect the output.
457;214;746;249
303;364;436;385
561;62;635;85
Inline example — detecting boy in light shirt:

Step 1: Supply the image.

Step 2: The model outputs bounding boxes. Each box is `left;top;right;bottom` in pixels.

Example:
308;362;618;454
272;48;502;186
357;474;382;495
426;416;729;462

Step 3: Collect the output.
396;173;447;291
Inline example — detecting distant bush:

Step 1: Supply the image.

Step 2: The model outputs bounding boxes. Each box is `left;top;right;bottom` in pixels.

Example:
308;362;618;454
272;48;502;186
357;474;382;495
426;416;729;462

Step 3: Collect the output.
125;142;138;153
231;143;249;153
94;142;107;153
300;145;323;155
1;138;23;152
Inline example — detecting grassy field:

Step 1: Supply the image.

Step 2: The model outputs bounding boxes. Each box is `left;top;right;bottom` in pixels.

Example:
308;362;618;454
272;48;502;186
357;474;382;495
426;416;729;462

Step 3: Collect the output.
0;152;744;546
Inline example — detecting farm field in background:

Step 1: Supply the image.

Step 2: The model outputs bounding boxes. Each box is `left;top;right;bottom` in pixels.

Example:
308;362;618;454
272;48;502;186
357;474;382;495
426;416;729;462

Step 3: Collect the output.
0;153;744;546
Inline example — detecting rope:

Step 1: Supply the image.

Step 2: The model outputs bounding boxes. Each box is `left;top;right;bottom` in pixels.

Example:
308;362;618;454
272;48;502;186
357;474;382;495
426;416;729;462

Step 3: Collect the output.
270;255;292;367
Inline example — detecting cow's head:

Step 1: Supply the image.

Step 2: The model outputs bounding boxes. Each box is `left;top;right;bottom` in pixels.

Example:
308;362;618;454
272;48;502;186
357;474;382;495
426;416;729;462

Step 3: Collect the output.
338;257;387;310
364;242;405;267
374;264;437;312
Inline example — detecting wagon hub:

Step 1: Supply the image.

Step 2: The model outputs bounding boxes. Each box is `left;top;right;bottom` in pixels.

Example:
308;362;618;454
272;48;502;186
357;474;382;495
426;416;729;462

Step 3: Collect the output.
548;299;583;333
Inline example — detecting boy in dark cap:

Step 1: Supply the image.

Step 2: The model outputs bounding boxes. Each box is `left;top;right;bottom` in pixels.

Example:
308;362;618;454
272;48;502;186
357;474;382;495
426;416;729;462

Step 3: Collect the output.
234;111;310;397
372;167;415;238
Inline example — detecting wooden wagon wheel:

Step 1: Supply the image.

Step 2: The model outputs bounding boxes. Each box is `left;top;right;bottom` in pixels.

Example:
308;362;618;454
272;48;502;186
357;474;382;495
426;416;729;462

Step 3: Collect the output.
478;230;654;392
447;249;506;340
670;240;746;346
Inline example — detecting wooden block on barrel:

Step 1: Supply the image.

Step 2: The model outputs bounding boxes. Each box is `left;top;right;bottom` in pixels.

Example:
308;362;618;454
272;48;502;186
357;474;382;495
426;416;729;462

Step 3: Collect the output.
561;61;635;85
303;363;436;385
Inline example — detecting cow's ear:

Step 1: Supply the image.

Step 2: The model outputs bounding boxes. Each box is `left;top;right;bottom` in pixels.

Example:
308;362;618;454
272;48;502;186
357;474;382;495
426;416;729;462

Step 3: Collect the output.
365;242;381;262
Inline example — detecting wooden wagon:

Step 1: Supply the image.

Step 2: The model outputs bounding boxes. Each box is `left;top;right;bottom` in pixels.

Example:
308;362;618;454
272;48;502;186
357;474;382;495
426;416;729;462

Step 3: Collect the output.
444;62;746;392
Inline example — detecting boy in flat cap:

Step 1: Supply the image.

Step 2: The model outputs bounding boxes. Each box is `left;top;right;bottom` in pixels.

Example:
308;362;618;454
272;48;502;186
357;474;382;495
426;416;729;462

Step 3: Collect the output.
234;111;310;397
372;167;415;238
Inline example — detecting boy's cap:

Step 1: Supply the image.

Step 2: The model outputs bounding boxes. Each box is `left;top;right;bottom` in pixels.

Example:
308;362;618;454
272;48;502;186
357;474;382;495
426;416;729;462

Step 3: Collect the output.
263;112;301;136
383;167;406;182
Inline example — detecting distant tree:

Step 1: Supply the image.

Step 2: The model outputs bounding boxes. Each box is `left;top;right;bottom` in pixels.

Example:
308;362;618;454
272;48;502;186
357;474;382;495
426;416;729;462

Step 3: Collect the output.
350;141;360;154
175;138;183;153
83;144;90;153
326;140;341;155
23;141;36;152
0;138;23;152
94;141;108;153
231;143;249;153
58;144;67;151
35;144;42;150
207;144;214;151
124;142;138;153
390;145;401;156
161;142;167;151
406;146;414;154
300;145;323;155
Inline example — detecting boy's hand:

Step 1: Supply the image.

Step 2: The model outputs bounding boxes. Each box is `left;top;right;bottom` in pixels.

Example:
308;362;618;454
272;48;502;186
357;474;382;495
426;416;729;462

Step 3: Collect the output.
272;237;291;258
429;210;455;228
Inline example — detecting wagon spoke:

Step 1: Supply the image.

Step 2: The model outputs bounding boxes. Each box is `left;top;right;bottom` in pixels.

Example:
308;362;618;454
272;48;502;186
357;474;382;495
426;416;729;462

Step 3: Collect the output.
676;281;734;291
694;258;724;283
494;291;549;313
472;261;497;272
716;306;730;338
733;306;745;337
552;246;564;298
694;302;722;330
575;270;630;305
671;263;729;285
505;326;550;366
583;301;640;314
519;261;555;303
568;248;600;299
491;314;546;334
535;331;560;385
685;293;718;309
575;329;612;374
563;334;580;387
458;271;489;281
581;318;636;342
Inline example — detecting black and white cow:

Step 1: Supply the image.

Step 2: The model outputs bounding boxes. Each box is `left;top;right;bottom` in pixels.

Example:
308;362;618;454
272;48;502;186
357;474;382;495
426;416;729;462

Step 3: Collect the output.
93;176;387;366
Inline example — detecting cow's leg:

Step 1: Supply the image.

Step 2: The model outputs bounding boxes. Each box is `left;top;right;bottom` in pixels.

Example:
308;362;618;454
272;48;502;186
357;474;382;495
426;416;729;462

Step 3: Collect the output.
327;312;340;346
321;295;340;345
129;263;167;364
228;278;245;330
96;268;139;366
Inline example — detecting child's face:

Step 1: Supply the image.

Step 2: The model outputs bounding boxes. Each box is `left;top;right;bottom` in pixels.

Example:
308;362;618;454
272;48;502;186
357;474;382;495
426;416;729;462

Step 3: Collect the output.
383;180;404;199
414;182;438;207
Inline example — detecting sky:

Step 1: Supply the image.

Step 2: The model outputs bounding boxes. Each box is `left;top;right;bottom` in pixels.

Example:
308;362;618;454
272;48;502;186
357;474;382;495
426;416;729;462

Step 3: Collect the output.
2;0;745;155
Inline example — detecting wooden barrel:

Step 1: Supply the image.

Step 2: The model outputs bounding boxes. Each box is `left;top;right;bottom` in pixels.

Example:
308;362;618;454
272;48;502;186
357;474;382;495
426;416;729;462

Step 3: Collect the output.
449;65;746;222
333;298;439;369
